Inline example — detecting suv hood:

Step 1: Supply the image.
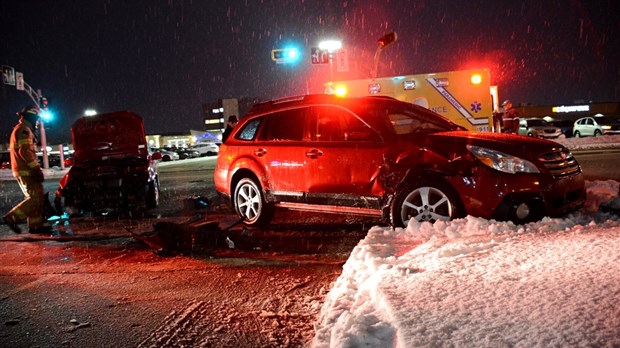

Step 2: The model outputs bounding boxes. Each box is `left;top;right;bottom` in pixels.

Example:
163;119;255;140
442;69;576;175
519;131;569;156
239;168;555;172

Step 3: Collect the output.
429;131;565;159
71;111;148;165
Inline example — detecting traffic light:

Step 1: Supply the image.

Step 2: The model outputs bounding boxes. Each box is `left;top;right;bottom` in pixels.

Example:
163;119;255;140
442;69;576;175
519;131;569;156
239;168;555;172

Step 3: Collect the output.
39;108;53;121
271;47;300;64
38;97;53;121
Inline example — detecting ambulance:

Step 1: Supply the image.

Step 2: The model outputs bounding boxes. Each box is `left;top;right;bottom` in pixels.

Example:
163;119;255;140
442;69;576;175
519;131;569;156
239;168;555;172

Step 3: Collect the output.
325;68;498;132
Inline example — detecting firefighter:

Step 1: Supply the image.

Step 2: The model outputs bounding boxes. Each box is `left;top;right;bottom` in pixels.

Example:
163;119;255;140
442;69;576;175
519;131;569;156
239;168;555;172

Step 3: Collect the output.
501;100;520;134
1;106;51;234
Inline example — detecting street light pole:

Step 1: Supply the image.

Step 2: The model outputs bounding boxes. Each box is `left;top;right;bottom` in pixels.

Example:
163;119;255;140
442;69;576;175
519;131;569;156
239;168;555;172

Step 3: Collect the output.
372;32;398;79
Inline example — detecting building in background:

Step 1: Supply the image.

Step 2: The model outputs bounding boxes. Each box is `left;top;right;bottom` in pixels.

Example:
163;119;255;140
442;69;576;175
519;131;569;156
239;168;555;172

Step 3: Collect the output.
516;101;620;122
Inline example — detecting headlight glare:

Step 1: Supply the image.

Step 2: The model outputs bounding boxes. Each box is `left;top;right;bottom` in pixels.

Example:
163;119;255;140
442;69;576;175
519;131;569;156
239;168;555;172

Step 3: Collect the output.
467;145;539;174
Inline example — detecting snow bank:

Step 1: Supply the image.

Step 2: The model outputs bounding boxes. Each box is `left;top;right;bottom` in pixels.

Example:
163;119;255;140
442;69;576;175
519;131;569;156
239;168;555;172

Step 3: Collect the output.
555;134;620;151
313;180;620;347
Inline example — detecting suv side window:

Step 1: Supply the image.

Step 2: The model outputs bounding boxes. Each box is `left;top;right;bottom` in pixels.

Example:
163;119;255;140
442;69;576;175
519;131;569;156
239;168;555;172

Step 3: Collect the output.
258;109;307;141
311;106;377;142
237;118;262;141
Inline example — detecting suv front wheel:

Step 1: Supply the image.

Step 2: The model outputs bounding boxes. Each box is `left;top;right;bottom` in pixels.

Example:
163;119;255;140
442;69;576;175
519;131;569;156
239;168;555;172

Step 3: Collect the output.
233;177;274;226
390;180;463;227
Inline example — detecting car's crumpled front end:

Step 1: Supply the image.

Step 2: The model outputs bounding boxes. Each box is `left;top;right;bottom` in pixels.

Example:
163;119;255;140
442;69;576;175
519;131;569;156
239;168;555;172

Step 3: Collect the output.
428;131;586;223
56;157;155;215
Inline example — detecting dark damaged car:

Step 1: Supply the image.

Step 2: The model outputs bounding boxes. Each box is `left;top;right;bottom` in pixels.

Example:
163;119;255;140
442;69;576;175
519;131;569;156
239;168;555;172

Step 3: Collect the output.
214;94;586;227
55;111;161;215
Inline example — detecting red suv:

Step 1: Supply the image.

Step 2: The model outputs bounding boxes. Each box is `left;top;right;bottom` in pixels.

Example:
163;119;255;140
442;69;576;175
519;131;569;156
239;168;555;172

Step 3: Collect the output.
214;95;585;227
55;111;161;215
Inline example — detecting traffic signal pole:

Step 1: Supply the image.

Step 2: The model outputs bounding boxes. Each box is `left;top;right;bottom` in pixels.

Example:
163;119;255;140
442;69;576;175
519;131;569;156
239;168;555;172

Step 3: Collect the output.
2;66;50;168
22;82;49;169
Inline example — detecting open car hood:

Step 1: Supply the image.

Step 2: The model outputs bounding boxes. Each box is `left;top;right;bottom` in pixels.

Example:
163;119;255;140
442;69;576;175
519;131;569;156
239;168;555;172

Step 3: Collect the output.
71;111;148;165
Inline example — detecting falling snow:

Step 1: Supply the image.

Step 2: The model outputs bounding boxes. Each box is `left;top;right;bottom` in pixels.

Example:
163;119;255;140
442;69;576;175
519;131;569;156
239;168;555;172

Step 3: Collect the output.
1;0;619;144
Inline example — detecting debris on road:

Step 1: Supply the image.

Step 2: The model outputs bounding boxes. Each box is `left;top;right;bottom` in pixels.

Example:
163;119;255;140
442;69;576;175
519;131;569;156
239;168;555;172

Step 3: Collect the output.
127;217;253;256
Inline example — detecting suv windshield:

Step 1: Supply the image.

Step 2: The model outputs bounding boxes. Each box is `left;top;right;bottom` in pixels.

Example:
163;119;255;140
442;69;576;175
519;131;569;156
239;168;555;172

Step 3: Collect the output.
350;100;461;135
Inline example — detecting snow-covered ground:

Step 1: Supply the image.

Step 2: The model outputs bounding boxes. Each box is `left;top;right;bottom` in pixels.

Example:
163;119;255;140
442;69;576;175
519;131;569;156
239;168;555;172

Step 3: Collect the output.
312;182;620;347
312;137;620;348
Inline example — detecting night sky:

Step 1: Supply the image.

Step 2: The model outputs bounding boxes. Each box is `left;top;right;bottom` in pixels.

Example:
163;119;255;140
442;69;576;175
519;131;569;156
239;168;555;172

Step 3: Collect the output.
1;0;619;144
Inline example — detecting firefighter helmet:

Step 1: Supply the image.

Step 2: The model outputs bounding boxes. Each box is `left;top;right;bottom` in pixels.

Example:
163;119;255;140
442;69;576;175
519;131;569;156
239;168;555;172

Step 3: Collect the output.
18;106;41;124
19;105;40;117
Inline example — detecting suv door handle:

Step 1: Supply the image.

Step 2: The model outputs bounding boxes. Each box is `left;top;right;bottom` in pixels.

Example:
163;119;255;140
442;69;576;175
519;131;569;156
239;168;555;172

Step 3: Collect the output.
254;148;267;157
306;149;323;159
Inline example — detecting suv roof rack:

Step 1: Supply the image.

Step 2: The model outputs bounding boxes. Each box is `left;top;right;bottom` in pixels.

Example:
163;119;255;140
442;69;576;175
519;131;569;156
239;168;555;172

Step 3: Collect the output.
248;94;399;115
249;94;331;114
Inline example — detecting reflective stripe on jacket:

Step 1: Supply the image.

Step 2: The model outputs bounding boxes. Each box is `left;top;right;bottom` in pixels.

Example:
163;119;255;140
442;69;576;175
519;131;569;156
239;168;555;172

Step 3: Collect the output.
10;119;40;177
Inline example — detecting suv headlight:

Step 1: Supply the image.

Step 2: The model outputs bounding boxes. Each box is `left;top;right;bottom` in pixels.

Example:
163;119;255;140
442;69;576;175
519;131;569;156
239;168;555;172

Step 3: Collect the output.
467;145;540;174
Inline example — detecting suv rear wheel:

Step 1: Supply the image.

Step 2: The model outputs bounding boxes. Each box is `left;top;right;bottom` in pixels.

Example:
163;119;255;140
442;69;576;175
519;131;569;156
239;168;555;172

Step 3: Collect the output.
390;180;463;227
233;177;274;226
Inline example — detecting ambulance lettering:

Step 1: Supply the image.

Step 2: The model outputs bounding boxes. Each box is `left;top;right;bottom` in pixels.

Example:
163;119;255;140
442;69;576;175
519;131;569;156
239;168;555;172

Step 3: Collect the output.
426;78;487;126
430;106;448;114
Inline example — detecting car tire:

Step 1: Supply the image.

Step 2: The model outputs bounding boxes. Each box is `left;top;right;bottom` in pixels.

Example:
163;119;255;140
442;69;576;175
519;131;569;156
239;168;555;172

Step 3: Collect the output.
594;130;602;136
233;177;274;226
390;179;463;228
162;155;171;162
574;131;581;137
146;179;159;209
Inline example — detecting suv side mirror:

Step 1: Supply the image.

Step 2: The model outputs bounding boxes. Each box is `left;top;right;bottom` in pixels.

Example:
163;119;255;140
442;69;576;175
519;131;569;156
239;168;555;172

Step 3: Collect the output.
151;152;162;161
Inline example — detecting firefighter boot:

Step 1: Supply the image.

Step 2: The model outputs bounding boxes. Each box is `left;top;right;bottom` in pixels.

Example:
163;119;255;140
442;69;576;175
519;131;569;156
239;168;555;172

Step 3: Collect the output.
2;216;22;234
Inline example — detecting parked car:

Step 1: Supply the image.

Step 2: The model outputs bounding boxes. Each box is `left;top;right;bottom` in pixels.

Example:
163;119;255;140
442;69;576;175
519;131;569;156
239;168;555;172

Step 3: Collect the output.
37;150;74;168
518;118;562;139
174;147;200;159
214;94;586;227
55;111;161;215
573;116;620;137
547;119;574;138
151;148;179;161
191;143;219;156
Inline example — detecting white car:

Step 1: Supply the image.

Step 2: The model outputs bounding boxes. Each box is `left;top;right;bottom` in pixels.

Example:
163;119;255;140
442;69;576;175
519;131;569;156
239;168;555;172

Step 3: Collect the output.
573;116;620;137
191;143;219;156
152;148;179;161
518;118;562;139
